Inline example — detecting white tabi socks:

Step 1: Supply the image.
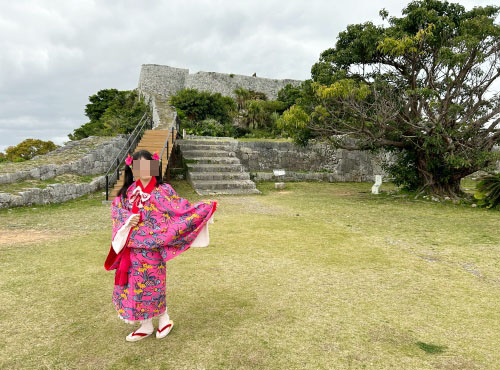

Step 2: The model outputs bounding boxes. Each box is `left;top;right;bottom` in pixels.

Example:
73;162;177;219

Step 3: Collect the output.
158;306;170;329
137;318;154;334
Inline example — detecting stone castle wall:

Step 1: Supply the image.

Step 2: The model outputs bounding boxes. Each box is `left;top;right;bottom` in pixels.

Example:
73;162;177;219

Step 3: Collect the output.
138;64;303;100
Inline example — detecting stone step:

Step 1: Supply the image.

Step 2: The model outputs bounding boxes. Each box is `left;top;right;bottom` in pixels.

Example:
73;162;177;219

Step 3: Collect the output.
185;157;241;164
188;171;250;181
190;179;258;190
177;139;237;146
183;135;236;141
177;143;236;151
138;139;170;143
179;136;259;195
143;130;172;135
135;145;169;150
195;187;262;196
182;150;236;158
186;163;245;172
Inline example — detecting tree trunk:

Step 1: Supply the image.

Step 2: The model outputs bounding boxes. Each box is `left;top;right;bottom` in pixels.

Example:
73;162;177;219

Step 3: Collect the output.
428;180;465;198
415;153;467;199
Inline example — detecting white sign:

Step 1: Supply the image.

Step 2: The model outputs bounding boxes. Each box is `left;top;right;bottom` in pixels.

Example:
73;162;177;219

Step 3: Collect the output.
273;169;286;176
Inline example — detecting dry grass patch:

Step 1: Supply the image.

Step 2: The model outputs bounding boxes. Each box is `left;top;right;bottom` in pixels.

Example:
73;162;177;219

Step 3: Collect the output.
0;228;60;247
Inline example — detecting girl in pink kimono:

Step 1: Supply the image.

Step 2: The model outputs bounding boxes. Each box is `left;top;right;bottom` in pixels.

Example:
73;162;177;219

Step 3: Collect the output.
104;149;217;341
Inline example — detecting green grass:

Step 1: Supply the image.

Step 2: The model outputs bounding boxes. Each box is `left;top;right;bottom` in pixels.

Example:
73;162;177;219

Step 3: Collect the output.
0;180;499;369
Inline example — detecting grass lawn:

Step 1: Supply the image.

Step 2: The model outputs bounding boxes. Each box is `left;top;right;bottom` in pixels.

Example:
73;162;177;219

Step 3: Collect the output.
0;180;498;369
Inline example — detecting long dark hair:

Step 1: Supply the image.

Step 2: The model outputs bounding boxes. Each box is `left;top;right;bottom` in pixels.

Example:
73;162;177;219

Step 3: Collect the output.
116;149;164;199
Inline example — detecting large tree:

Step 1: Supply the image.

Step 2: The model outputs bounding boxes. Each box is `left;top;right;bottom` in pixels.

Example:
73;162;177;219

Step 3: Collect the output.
281;0;500;198
68;89;149;141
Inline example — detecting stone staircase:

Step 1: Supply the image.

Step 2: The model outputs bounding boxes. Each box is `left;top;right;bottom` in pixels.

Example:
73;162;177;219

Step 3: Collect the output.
177;135;261;195
109;129;176;198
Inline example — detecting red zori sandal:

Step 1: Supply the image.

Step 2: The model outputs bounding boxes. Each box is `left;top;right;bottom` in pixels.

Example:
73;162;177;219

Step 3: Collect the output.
126;329;154;342
156;320;174;339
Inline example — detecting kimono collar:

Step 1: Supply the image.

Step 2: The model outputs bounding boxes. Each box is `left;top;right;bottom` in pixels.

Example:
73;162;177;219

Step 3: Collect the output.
129;176;157;208
136;176;157;193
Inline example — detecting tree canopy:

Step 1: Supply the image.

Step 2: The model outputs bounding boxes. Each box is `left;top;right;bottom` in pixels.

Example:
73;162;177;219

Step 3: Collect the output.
68;89;149;141
3;139;57;161
280;0;500;197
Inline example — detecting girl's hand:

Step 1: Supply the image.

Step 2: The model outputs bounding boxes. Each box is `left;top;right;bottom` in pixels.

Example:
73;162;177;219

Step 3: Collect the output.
128;214;140;227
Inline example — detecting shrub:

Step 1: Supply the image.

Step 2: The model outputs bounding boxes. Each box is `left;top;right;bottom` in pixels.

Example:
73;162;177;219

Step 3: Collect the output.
381;148;420;192
277;83;302;110
276;105;313;146
474;173;500;210
169;88;236;126
5;138;58;161
184;118;226;137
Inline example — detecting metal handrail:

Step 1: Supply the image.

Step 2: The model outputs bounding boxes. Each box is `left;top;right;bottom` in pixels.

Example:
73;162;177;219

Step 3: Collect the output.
104;107;153;201
158;109;180;181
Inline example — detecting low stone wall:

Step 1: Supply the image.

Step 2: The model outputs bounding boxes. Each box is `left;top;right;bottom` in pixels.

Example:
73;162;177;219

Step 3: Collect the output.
0;175;113;209
0;135;127;208
237;141;500;182
234;140;394;182
249;171;367;183
0;135;128;185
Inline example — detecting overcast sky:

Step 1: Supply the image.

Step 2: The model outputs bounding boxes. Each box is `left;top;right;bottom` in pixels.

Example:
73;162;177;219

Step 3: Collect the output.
0;0;497;153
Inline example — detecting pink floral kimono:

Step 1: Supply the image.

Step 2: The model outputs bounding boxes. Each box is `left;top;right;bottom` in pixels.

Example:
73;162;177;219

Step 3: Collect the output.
104;176;217;324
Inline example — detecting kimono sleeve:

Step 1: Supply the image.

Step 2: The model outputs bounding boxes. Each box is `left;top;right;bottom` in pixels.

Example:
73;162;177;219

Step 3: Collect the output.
150;183;218;261
164;183;178;197
112;214;135;254
104;195;135;270
111;195;135;240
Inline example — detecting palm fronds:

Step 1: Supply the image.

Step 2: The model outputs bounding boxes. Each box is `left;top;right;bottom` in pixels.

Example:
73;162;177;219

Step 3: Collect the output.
474;173;500;210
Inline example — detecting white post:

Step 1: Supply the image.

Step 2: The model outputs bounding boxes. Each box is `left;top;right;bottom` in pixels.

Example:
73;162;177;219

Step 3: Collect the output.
371;175;382;194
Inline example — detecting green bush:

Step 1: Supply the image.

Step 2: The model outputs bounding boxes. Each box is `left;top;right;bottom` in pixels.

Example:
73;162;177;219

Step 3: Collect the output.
12;157;27;163
381;148;421;192
474;173;500;210
4;139;58;161
184;118;232;137
232;126;251;137
169;88;236;126
277;83;302;110
171;86;304;140
242;129;275;139
233;87;289;136
276;104;314;146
